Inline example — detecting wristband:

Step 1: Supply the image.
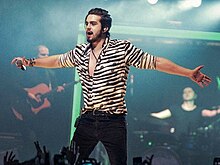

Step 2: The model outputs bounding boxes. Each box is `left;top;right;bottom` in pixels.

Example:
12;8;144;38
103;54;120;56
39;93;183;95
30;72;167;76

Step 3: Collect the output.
28;58;36;67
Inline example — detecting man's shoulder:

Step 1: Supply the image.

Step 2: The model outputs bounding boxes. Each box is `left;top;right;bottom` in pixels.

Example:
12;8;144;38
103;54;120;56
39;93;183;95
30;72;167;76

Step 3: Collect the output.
109;39;131;44
108;39;132;48
169;105;181;112
75;43;89;50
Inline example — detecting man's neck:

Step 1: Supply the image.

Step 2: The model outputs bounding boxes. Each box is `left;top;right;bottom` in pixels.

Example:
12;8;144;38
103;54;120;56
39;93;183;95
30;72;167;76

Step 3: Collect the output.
182;100;197;111
91;36;106;51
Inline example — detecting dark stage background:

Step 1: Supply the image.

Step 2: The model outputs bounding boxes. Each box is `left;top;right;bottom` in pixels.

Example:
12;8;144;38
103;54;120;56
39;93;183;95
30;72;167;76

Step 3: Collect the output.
0;0;220;164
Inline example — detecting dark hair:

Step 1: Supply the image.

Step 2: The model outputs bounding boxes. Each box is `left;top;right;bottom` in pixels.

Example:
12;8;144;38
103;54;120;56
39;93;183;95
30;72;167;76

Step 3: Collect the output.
85;8;112;37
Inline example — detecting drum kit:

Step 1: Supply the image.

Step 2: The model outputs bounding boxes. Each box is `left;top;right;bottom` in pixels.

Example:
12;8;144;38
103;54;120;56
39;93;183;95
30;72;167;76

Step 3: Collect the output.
130;116;220;165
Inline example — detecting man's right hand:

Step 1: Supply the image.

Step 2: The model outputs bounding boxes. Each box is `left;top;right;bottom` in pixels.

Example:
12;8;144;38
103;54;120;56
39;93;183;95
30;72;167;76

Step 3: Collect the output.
11;57;29;69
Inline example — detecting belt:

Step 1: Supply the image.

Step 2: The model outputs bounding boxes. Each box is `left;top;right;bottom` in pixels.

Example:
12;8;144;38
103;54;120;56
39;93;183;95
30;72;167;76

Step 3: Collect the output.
81;111;126;121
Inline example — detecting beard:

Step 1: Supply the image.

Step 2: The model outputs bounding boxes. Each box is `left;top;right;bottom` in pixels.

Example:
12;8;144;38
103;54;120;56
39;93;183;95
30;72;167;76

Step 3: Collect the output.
86;30;103;43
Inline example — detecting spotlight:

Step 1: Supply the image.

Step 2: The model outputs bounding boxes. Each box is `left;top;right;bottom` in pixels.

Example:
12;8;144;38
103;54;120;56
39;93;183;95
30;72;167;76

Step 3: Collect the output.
191;0;202;8
147;0;158;5
178;0;202;10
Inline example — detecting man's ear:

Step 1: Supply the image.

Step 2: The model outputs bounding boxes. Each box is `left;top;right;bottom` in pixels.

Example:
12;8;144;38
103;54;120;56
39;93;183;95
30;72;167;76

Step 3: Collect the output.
102;27;108;33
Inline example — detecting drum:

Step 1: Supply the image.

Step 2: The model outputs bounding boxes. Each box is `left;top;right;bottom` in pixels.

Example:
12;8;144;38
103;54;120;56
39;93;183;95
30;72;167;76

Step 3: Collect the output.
179;133;211;153
143;146;182;165
177;133;213;164
179;134;198;151
144;131;179;148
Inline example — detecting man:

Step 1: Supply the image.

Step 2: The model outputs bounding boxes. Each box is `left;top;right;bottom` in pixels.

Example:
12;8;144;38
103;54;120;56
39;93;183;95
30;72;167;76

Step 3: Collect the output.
12;45;65;119
151;87;219;164
11;45;66;161
11;8;211;165
151;87;218;136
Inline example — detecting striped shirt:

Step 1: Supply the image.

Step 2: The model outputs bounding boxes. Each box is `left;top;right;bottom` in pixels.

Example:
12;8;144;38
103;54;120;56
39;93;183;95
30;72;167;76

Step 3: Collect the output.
59;37;157;115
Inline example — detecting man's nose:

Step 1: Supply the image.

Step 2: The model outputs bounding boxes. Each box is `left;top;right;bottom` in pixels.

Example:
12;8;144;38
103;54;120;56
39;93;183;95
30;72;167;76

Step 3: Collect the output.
85;24;91;29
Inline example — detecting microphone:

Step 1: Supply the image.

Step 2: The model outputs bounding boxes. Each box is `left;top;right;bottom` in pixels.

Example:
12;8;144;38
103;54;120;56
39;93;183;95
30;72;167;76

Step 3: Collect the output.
15;60;26;71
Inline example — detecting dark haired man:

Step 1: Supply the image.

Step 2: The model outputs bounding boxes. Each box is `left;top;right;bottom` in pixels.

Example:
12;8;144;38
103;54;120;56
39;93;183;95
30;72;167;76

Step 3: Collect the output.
12;8;211;165
151;87;218;136
151;87;219;164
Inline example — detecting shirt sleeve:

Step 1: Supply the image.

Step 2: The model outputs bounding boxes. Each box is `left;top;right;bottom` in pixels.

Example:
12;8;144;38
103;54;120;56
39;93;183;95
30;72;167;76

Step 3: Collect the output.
59;49;76;68
125;41;157;70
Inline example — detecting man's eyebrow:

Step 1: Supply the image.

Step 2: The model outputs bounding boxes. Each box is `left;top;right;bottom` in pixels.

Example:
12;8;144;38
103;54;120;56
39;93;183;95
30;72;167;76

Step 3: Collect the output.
85;20;98;22
85;20;98;23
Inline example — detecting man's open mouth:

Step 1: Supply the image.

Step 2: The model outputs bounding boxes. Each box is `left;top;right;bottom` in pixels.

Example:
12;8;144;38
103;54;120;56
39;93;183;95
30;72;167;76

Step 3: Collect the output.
87;31;93;35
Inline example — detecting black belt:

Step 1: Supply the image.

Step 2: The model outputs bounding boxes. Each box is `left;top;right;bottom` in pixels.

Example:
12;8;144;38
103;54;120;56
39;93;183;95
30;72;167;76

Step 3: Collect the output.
81;111;126;121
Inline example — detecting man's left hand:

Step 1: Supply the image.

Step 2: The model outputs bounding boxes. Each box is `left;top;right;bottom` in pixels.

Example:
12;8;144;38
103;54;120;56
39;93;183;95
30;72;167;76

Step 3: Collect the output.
190;65;211;88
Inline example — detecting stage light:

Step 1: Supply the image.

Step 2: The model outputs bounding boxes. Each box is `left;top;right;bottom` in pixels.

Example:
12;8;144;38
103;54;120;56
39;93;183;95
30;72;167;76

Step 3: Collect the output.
170;127;175;133
148;141;153;146
217;76;220;90
147;0;158;5
178;0;192;10
191;0;202;8
178;0;202;10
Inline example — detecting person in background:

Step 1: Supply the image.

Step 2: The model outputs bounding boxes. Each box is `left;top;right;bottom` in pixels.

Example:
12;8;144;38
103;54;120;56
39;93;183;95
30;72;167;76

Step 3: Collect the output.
151;87;219;164
11;45;66;161
12;45;65;118
11;8;211;165
151;87;220;135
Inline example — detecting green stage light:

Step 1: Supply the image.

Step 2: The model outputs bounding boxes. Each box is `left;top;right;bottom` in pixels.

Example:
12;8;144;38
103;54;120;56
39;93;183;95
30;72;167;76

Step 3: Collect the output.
217;76;220;91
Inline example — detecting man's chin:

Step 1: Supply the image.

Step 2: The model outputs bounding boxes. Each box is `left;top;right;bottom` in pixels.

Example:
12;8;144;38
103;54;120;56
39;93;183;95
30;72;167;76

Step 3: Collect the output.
87;39;92;43
87;38;93;43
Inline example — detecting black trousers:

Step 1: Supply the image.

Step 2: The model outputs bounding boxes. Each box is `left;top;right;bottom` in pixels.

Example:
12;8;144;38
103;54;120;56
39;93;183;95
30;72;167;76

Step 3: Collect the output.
72;112;127;165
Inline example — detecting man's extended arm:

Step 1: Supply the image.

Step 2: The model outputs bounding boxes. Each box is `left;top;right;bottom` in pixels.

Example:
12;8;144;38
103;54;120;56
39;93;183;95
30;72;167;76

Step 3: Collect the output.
156;57;211;87
11;54;62;69
202;108;220;117
151;109;171;119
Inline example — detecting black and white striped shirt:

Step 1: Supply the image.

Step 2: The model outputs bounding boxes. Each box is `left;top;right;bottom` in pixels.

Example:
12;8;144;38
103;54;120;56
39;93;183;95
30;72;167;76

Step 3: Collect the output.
59;37;157;115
